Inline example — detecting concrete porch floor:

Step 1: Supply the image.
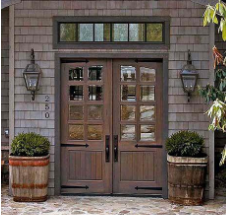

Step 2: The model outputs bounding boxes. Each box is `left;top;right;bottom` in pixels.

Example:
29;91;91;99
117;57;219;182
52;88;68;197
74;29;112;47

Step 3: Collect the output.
1;185;226;215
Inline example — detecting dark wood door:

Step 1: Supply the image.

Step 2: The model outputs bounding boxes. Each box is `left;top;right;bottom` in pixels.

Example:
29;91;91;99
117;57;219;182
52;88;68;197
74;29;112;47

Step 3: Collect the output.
112;60;163;195
60;59;112;194
61;59;163;195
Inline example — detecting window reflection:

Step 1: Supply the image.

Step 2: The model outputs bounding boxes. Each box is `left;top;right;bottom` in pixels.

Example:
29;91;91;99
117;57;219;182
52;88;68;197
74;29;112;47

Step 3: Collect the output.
70;86;83;101
140;86;155;101
140;106;155;121
95;24;111;41
140;125;155;141
87;125;103;140
69;105;84;120
113;24;128;42
129;23;145;41
59;22;164;43
60;23;76;42
78;24;93;41
121;105;136;121
88;105;103;120
121;85;136;101
69;67;83;81
88;66;103;81
121;66;136;82
121;125;136;140
146;23;163;42
140;67;155;82
69;125;84;140
88;86;103;101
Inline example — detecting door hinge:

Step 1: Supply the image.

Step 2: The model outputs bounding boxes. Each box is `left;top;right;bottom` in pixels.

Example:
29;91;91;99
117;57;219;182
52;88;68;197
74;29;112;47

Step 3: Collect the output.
61;144;89;148
135;186;162;190
61;185;89;189
135;144;162;148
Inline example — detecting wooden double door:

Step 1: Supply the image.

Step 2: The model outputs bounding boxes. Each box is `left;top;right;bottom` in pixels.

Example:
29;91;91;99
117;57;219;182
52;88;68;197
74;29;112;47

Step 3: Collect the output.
61;59;163;195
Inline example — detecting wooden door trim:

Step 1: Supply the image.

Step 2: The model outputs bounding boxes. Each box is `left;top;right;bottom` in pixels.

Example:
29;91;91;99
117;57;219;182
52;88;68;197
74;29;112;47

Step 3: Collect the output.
55;53;168;198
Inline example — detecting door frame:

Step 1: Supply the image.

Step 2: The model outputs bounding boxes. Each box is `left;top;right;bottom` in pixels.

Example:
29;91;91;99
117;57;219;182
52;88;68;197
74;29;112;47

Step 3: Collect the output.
54;52;169;198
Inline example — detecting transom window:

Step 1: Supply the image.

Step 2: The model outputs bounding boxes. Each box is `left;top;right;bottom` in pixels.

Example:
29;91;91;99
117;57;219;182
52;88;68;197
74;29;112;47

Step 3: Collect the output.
60;23;163;42
53;17;170;49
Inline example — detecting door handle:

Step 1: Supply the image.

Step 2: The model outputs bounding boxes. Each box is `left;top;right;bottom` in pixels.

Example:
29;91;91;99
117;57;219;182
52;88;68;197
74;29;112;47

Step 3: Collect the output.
105;135;110;162
113;135;118;162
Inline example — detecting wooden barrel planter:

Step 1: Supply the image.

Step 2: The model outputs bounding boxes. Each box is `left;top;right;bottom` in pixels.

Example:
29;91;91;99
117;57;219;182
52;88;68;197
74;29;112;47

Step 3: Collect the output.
9;154;49;202
167;154;208;206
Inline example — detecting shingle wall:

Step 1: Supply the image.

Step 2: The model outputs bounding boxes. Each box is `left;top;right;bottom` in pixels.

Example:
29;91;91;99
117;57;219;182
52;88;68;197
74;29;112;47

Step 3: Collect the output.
1;7;9;147
13;0;212;195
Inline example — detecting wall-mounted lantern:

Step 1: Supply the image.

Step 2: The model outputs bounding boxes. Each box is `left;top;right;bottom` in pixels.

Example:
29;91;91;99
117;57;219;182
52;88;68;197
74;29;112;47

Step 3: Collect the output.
180;50;198;102
23;49;41;101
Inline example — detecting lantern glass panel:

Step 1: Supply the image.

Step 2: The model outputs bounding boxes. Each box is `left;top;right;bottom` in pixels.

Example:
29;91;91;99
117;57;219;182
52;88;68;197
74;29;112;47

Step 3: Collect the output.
181;75;196;92
24;73;39;91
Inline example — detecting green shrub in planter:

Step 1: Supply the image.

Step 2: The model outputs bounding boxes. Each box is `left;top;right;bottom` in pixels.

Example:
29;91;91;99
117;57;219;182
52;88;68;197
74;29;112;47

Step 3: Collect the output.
166;130;204;157
11;132;50;156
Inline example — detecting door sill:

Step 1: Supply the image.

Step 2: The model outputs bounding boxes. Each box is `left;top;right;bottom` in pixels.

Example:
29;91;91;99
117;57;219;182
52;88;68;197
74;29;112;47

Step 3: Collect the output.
61;192;162;198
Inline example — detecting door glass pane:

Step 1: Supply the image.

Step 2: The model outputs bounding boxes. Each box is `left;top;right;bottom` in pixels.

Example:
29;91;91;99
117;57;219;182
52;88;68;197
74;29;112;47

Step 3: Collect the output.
140;86;154;101
69;67;83;81
121;125;136;140
121;105;135;121
70;86;83;101
140;67;156;82
140;106;155;121
88;86;103;101
113;24;128;42
121;85;136;101
88;105;103;120
121;66;136;82
88;125;103;140
95;24;111;41
88;66;103;81
60;23;76;42
69;125;84;140
140;125;155;141
69;105;83;120
146;23;163;42
129;23;145;41
78;24;93;41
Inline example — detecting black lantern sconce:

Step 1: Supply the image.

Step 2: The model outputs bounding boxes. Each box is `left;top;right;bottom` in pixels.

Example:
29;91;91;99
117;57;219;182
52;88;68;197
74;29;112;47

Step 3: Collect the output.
23;49;41;101
180;50;199;102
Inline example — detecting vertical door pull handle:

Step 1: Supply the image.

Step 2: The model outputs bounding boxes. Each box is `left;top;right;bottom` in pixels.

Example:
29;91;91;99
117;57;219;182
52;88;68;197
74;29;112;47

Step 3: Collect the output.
105;135;110;162
114;135;118;162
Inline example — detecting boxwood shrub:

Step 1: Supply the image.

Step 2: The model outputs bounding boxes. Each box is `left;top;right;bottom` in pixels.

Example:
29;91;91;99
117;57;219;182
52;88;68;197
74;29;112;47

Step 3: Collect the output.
11;132;50;156
166;130;204;157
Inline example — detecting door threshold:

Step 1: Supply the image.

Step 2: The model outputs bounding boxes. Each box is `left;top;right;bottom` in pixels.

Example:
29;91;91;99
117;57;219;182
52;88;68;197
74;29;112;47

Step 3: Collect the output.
60;192;162;198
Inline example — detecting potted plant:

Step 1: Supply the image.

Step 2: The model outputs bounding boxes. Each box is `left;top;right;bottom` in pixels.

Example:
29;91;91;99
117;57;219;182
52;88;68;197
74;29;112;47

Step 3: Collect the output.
166;130;208;206
9;132;50;202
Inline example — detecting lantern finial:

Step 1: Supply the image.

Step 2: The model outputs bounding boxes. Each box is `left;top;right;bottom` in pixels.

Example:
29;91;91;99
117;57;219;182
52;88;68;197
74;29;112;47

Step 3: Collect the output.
31;48;35;64
187;49;192;65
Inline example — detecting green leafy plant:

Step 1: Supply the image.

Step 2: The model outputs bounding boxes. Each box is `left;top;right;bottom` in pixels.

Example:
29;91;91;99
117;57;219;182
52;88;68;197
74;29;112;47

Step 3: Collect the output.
207;99;226;132
166;131;204;157
11;132;50;156
203;0;226;41
202;0;226;166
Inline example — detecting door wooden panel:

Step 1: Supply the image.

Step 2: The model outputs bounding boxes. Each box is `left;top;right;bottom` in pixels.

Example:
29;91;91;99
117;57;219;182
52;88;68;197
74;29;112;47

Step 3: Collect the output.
60;60;112;194
120;152;154;181
113;60;163;195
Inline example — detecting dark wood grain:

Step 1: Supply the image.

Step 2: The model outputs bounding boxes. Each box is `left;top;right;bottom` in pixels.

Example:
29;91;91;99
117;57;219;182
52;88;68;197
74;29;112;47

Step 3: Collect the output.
60;60;112;194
